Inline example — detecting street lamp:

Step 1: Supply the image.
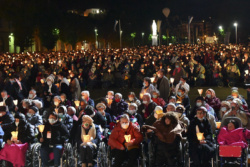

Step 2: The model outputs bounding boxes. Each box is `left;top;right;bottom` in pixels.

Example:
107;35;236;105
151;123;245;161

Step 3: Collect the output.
234;22;238;44
94;28;98;49
142;32;144;45
219;26;222;30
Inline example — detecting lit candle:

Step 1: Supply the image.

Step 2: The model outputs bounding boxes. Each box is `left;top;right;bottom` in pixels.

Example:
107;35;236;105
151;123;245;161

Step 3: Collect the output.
196;132;204;141
245;70;249;75
198;89;203;96
67;79;71;83
55;83;60;88
11;131;18;141
216;122;221;129
124;135;131;143
140;93;144;99
83;135;90;142
74;100;80;107
13;100;18;106
106;98;113;105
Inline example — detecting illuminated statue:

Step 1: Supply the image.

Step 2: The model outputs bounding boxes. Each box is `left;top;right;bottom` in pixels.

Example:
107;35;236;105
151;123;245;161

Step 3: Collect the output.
152;20;158;46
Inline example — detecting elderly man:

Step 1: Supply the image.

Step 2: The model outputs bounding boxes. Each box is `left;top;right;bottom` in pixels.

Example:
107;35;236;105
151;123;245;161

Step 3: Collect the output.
138;93;157;125
154;69;170;102
110;93;128;117
222;98;248;127
81;90;95;107
28;89;44;109
127;103;143;127
108;114;143;167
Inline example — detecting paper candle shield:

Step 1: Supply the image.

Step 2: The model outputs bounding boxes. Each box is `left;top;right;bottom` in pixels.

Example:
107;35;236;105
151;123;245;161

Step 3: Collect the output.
106;98;113;105
67;79;71;83
150;77;155;83
216;122;221;129
196;132;204;141
38;125;45;133
83;135;90;142
74;100;80;107
170;78;174;83
13;100;18;106
155;110;163;115
198;89;203;96
124;135;131;143
11;131;18;141
55;83;60;88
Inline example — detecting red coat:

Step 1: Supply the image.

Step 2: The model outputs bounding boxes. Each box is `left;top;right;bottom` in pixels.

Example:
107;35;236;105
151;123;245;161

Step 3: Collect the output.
108;122;143;150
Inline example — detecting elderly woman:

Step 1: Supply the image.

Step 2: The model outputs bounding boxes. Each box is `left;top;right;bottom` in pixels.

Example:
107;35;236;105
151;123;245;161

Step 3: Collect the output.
125;92;141;107
188;107;215;167
108;114;143;167
43;75;59;108
143;112;184;167
26;106;43;135
219;101;231;120
151;90;166;107
96;102;112;129
218;119;250;148
205;88;221;117
75;115;101;167
127;103;143;127
140;77;157;96
175;105;190;127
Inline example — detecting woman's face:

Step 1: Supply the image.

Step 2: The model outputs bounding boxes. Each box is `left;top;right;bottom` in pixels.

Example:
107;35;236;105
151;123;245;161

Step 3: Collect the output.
144;80;149;87
165;118;171;125
228;122;235;130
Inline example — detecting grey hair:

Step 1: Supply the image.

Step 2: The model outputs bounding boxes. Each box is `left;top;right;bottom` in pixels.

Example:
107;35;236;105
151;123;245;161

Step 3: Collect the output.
129;103;138;110
54;96;61;101
108;91;114;95
115;93;122;99
143;93;151;99
22;99;33;106
120;114;130;122
30;89;36;94
68;106;76;114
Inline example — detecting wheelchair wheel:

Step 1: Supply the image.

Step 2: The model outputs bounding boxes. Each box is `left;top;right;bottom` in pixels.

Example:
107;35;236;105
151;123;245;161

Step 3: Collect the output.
245;147;248;167
140;143;147;167
107;146;112;167
31;143;41;167
64;143;75;167
97;142;108;167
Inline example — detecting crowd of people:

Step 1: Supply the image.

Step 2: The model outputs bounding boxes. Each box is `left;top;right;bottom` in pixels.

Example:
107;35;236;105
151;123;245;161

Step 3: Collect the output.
0;44;249;167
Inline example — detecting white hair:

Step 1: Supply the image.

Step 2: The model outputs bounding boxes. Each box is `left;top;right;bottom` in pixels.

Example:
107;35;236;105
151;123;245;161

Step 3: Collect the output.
68;106;76;114
115;93;122;99
81;90;90;97
129;103;138;110
143;93;151;99
108;91;114;95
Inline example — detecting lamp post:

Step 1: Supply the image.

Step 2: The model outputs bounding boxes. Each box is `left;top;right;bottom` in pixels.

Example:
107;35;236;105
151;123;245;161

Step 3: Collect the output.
142;32;144;45
234;23;238;44
94;28;98;49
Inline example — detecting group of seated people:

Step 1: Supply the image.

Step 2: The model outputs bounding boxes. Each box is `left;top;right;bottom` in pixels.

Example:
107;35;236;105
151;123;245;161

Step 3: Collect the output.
0;72;250;167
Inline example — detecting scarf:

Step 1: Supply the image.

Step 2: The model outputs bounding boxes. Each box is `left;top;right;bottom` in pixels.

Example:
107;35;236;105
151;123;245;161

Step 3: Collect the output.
177;94;185;103
15;79;22;91
173;67;181;76
81;125;96;144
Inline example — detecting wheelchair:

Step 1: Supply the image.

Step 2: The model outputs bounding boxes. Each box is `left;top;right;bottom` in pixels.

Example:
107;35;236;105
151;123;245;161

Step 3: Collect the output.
143;132;188;167
31;142;75;167
215;117;249;167
107;142;146;167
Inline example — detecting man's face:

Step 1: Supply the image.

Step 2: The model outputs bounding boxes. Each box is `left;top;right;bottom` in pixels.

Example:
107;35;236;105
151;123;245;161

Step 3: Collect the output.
129;105;136;111
82;93;88;100
142;96;149;103
1;92;7;98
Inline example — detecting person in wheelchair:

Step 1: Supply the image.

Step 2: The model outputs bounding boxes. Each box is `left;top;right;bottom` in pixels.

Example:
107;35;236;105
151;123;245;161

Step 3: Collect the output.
39;112;70;167
26;106;43;135
75;115;102;167
143;112;184;167
218;119;250;148
187;107;215;167
108;114;143;167
96;103;112;129
0;113;35;166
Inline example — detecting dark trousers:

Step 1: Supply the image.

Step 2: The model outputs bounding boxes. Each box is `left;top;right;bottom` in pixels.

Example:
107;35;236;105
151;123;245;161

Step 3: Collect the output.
190;143;215;167
112;148;139;167
154;140;180;167
80;144;96;164
40;145;63;166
